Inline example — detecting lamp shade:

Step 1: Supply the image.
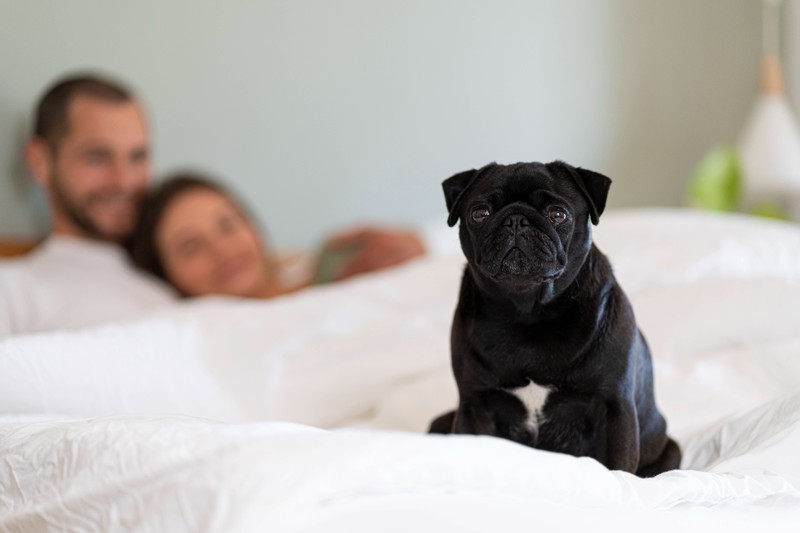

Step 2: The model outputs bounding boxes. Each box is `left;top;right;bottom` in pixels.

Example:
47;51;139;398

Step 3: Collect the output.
739;91;800;198
738;2;800;201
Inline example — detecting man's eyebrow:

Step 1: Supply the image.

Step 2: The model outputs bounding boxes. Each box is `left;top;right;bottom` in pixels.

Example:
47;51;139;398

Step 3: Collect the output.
78;145;113;156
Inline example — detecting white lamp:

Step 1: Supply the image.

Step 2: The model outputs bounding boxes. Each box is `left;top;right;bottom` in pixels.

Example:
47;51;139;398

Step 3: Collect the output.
739;0;800;209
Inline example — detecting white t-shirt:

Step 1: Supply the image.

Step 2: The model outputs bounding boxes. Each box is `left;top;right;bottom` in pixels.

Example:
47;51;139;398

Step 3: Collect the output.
0;235;178;338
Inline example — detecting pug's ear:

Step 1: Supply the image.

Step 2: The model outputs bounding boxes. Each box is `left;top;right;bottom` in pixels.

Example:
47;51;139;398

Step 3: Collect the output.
552;161;611;225
443;169;476;227
443;163;496;227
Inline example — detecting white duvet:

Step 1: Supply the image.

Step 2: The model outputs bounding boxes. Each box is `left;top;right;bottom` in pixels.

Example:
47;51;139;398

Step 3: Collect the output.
1;209;800;531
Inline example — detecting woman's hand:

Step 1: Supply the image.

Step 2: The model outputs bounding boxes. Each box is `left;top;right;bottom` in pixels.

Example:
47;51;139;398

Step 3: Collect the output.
324;227;426;281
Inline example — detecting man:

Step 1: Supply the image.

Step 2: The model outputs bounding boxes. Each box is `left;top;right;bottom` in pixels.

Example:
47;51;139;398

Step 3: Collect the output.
0;75;178;337
0;73;425;338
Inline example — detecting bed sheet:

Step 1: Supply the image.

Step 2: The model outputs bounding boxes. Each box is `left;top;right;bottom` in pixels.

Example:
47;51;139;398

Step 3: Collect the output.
1;208;799;530
1;402;799;532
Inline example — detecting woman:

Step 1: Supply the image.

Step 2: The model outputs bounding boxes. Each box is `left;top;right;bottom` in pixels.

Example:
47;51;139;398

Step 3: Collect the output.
128;173;425;298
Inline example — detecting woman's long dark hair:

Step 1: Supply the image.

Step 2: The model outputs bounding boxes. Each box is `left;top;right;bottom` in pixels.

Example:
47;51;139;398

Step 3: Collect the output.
127;172;262;284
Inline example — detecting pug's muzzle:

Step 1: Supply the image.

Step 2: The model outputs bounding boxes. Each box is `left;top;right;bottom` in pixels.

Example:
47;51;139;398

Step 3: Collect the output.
479;207;567;282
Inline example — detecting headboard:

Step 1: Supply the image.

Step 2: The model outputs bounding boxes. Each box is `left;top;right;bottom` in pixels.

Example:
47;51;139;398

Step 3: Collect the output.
0;239;39;258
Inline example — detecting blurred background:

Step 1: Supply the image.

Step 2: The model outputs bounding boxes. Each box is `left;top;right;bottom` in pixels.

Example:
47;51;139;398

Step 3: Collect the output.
1;0;798;250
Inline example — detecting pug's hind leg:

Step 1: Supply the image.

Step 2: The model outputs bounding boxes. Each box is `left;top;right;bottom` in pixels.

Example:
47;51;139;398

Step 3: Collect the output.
428;410;456;434
636;437;681;477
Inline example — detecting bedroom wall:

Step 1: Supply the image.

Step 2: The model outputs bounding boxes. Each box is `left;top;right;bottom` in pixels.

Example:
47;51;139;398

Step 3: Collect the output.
788;0;800;113
0;0;779;249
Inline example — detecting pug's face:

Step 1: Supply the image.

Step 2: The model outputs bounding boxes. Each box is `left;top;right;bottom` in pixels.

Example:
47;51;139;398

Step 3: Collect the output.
443;161;611;297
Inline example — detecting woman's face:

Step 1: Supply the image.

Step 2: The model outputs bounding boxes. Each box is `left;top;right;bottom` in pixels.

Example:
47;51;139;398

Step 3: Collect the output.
156;188;272;298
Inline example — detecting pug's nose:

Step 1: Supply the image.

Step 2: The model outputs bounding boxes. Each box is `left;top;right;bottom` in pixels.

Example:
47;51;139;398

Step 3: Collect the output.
503;214;530;231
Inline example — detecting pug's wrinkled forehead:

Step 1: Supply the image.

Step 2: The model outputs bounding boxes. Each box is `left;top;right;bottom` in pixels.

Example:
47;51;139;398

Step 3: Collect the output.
443;161;611;227
470;162;571;201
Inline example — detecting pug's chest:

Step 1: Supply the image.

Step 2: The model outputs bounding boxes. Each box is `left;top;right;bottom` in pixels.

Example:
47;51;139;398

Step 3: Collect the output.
489;341;605;442
470;332;575;385
471;313;589;370
504;379;552;435
500;378;607;456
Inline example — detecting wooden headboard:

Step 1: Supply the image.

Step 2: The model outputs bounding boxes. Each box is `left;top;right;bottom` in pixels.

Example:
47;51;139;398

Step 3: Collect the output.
0;239;39;258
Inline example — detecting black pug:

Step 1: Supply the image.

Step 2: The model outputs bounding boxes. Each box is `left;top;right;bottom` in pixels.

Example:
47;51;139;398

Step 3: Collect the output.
428;161;681;477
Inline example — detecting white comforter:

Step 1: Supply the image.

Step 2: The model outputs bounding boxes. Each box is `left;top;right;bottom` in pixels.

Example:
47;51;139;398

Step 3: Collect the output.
1;209;799;531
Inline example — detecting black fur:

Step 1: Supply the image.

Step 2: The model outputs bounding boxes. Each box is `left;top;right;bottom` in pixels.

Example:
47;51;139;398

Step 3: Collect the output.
430;161;680;477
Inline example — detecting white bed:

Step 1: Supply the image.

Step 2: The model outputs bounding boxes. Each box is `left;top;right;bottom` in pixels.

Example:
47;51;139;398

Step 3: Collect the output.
1;208;800;531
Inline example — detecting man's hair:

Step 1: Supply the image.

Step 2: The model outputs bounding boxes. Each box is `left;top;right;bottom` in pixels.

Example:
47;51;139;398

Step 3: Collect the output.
33;74;133;149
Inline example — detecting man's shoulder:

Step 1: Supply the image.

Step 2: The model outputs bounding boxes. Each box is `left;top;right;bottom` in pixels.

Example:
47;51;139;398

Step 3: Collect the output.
0;252;37;278
0;235;162;292
0;235;177;337
0;252;43;338
0;240;57;277
0;244;47;297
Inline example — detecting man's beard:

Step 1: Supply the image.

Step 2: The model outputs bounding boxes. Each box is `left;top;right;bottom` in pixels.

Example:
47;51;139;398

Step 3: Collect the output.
50;171;144;244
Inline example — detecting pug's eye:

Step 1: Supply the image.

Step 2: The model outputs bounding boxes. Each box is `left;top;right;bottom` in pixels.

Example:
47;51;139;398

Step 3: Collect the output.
547;207;569;225
471;207;491;223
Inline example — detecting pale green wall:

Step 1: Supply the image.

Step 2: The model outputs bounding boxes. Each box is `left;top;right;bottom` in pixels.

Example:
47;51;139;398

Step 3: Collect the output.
0;0;781;249
788;0;800;113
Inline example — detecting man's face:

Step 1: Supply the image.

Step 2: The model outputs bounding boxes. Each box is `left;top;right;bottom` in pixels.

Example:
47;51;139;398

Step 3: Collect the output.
40;96;151;243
